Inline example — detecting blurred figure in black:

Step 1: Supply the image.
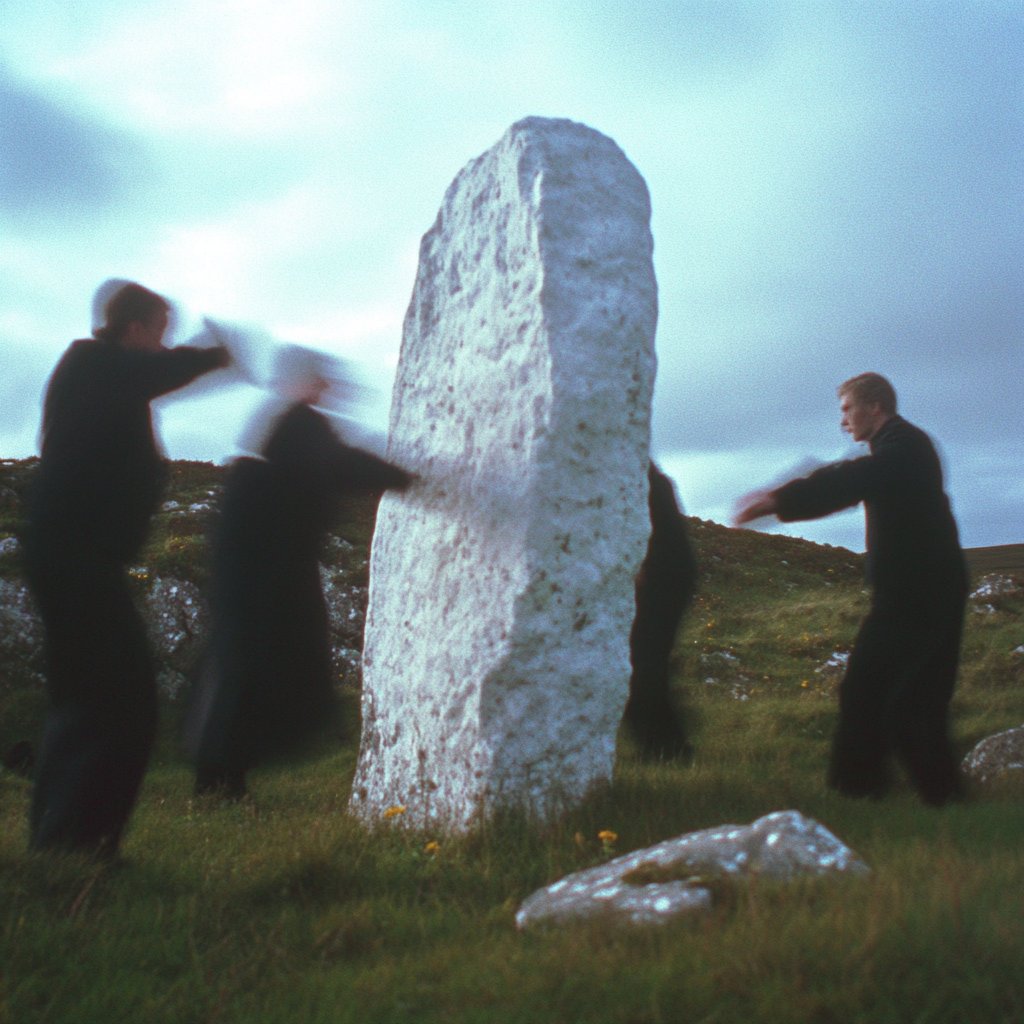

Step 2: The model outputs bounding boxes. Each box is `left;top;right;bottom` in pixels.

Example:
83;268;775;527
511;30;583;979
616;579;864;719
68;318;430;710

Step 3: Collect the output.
192;347;412;797
622;462;698;760
735;373;968;806
24;282;229;857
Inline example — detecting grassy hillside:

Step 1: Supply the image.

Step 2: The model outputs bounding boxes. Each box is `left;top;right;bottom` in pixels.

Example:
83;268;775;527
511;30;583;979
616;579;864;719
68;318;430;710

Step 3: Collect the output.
965;543;1024;576
1;458;1022;1024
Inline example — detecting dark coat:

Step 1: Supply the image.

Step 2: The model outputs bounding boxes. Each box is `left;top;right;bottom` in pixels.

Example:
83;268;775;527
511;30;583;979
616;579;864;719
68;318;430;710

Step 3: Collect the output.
773;415;967;601
772;415;968;804
27;337;227;564
623;462;697;759
24;336;225;853
193;403;411;780
634;464;698;614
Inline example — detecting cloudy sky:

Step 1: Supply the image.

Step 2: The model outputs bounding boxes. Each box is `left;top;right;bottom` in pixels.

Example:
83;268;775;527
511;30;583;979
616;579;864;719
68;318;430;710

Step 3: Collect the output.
2;0;1021;551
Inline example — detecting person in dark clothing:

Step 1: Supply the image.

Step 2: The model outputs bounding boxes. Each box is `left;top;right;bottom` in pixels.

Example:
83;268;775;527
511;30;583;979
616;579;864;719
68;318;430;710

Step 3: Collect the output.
622;462;698;760
192;349;412;798
23;283;229;856
735;373;968;806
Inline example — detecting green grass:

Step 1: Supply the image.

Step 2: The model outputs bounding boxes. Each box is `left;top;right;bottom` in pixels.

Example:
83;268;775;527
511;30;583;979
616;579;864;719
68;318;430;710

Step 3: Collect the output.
1;462;1022;1023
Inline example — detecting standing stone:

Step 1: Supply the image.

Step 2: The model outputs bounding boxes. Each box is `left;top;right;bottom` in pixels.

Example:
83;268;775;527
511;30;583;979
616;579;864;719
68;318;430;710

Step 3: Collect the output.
349;117;658;830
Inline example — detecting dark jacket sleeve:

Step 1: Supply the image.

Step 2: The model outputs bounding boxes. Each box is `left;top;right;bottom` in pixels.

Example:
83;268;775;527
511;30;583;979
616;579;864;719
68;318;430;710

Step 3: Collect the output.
773;457;873;523
122;345;228;400
332;445;413;493
773;419;941;526
264;404;413;494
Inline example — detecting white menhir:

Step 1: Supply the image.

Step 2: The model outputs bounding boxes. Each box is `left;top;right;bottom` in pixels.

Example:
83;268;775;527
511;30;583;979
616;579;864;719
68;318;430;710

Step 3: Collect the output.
350;117;658;830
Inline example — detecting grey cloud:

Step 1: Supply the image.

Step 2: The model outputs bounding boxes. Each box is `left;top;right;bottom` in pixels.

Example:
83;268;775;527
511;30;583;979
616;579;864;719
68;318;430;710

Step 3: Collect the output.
650;4;1022;460
0;70;150;217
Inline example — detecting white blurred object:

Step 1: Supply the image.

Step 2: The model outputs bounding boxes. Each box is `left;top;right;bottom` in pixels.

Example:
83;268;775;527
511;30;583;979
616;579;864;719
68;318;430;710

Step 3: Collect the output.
234;395;290;457
232;345;385;458
156;323;387;460
156;319;274;402
200;318;266;386
736;449;867;529
269;343;375;412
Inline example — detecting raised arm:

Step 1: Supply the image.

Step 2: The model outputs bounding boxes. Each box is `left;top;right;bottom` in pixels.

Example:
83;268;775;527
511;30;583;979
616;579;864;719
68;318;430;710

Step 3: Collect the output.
126;345;231;401
264;403;414;494
333;445;414;493
773;456;874;522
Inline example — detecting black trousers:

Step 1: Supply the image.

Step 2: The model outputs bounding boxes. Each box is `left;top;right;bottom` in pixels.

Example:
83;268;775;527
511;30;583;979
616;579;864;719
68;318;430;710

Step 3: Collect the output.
829;590;966;806
26;544;158;855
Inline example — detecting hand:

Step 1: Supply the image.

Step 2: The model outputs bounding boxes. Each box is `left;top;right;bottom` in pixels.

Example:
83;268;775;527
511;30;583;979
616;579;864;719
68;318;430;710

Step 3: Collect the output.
732;490;779;526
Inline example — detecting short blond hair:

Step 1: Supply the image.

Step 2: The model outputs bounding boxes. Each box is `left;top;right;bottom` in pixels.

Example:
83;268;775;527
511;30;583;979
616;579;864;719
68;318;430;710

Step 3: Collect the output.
838;373;897;415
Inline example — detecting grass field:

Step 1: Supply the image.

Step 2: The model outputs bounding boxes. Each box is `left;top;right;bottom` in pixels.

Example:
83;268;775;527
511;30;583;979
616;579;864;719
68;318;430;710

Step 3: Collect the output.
1;461;1022;1023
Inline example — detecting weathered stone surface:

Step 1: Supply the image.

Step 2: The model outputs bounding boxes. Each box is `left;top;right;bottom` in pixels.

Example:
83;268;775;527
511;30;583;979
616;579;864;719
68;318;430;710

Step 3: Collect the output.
142;577;208;663
516;810;869;929
351;117;657;830
962;725;1024;783
0;579;44;684
319;564;369;687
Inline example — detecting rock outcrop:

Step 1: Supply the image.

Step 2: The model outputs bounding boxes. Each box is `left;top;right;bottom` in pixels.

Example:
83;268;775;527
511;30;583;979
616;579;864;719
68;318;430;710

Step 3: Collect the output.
350;117;658;829
969;574;1022;616
962;725;1024;784
0;579;44;674
0;562;369;703
516;810;869;929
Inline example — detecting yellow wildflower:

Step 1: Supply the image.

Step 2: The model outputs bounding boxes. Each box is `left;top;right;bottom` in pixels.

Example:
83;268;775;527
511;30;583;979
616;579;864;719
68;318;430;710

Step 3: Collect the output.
424;841;439;854
598;830;617;843
383;805;406;819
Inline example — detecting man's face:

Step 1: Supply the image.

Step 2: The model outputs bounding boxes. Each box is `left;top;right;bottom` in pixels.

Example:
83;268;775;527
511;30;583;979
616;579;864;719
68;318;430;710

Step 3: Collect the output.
121;310;169;353
840;393;886;443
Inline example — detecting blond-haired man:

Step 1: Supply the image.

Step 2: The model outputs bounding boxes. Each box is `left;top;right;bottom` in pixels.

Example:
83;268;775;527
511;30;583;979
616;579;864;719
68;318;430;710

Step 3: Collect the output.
735;373;968;806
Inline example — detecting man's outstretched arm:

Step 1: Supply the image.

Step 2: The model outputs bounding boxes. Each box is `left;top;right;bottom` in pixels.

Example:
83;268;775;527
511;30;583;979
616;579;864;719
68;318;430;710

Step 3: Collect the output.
129;345;231;400
733;453;877;527
733;490;779;526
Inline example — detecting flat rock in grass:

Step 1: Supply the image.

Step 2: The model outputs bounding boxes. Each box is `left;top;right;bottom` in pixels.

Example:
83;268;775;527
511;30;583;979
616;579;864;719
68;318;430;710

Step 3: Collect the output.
516;810;869;929
350;117;657;830
962;725;1024;783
